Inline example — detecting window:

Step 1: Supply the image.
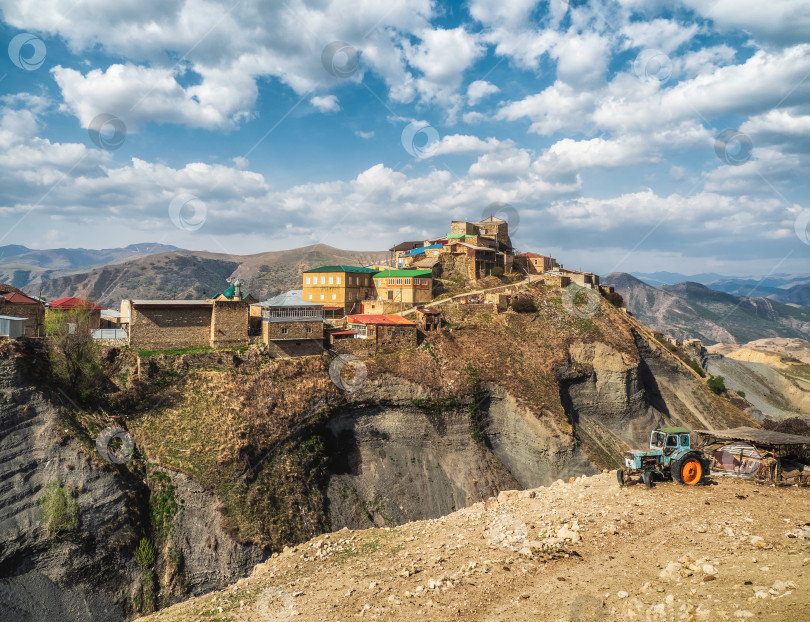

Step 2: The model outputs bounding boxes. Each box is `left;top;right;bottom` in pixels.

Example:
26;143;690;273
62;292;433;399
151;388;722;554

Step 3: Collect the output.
320;276;325;284
320;294;324;300
328;276;333;284
396;278;402;285
404;278;411;285
306;327;311;334
336;276;341;284
281;327;288;334
387;329;393;336
308;294;313;300
332;294;337;300
305;276;311;284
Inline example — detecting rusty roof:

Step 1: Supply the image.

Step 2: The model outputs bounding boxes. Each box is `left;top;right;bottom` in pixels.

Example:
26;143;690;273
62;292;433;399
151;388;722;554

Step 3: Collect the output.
693;427;810;448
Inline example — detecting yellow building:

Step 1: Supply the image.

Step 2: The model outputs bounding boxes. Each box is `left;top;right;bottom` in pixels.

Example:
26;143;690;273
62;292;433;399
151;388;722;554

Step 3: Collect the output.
372;269;433;304
302;266;377;314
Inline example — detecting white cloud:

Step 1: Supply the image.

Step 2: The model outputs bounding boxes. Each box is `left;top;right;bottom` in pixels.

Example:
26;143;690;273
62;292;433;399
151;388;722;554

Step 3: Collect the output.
311;95;340;113
678;0;810;45
620;19;699;54
467;80;500;105
354;130;375;139
52;63;256;131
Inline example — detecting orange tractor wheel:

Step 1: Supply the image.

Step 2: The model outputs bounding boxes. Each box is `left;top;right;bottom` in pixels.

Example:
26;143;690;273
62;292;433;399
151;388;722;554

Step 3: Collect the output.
672;452;707;485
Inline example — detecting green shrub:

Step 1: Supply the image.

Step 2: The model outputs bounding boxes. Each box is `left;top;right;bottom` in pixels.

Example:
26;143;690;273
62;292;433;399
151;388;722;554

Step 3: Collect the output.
38;480;78;535
707;375;726;395
604;291;624;308
736;390;746;399
135;537;156;571
511;296;537;313
688;358;706;378
491;266;504;277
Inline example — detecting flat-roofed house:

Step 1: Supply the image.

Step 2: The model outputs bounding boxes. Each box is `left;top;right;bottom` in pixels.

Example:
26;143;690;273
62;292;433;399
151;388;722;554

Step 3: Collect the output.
254;290;324;357
125;299;214;350
302;266;377;314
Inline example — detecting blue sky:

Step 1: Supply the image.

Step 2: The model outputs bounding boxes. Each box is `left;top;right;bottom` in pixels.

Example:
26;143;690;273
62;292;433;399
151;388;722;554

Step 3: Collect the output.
1;0;809;276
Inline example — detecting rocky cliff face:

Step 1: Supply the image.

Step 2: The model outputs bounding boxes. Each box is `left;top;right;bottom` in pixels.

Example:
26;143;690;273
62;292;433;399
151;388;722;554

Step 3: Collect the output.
0;341;135;621
0;342;267;621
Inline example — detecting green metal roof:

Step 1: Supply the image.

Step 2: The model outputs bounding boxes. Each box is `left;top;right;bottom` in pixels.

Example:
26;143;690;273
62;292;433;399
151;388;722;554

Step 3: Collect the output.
374;269;433;278
304;265;378;274
219;284;251;300
446;233;476;239
657;426;690;434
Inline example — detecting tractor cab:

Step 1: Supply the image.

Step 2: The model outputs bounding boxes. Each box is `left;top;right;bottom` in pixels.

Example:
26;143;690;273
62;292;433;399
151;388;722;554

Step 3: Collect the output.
650;428;692;456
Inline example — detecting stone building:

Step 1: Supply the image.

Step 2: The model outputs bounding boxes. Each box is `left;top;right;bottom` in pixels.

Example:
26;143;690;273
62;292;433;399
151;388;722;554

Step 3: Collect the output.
514;252;559;275
346;314;417;352
389;241;423;268
125;300;214;350
0;285;44;337
414;306;441;332
302;266;377;314
254;290;324;358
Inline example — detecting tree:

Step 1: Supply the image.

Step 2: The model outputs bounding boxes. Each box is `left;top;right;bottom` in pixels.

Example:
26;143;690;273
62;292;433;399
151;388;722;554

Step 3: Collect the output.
45;308;105;398
491;266;504;277
707;375;726;395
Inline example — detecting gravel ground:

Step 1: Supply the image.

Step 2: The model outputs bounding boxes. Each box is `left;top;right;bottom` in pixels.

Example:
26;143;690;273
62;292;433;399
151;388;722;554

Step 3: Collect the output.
138;473;810;622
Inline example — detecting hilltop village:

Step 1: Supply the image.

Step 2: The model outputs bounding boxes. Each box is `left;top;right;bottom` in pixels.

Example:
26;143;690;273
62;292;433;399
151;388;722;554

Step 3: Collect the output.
0;217;608;358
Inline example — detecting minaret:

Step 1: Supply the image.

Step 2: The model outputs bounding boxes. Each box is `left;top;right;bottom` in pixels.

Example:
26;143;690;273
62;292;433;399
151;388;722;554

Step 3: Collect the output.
233;279;242;300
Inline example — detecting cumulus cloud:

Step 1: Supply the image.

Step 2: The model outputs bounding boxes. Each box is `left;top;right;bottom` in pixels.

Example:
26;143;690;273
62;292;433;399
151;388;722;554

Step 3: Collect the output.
311;95;340;113
467;80;500;105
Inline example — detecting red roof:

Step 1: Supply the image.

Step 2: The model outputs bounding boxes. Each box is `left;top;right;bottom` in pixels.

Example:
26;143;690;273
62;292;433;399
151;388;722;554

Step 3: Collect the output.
348;314;416;326
1;292;40;305
329;330;357;336
49;297;106;310
518;252;543;258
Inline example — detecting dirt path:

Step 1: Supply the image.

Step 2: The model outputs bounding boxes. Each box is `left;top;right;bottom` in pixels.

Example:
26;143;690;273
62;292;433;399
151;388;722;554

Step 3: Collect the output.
138;473;810;621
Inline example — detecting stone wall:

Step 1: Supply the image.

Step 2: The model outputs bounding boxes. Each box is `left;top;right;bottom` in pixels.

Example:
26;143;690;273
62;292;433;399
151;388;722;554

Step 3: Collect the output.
0;302;44;337
129;306;212;350
263;319;323;342
266;340;325;358
210;300;249;348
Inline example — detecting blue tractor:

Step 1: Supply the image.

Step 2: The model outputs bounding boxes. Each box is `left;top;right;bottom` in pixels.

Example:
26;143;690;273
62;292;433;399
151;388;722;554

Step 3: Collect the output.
617;427;709;488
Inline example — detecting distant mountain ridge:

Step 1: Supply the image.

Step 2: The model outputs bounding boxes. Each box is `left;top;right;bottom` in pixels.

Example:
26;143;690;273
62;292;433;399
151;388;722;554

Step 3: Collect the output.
21;244;388;307
604;272;810;345
632;271;810;309
0;243;183;291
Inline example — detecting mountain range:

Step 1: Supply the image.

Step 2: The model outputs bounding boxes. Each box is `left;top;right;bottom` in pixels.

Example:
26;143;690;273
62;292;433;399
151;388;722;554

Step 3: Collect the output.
6;244;387;306
604;272;810;345
632;271;810;308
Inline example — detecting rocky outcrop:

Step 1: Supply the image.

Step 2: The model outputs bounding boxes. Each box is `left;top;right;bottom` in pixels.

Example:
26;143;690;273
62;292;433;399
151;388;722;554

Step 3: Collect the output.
0;341;136;621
